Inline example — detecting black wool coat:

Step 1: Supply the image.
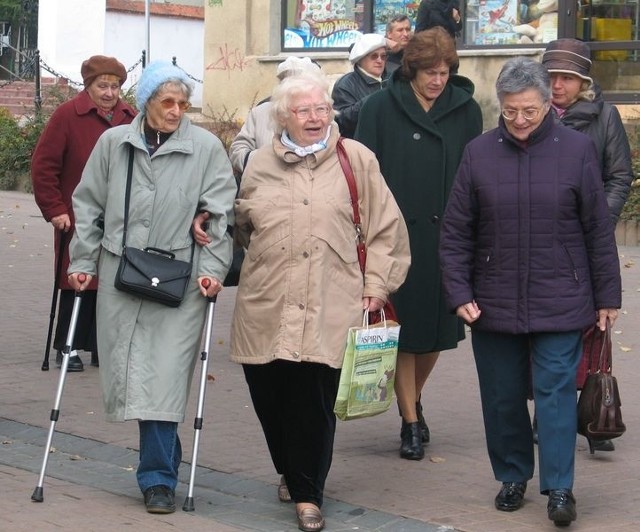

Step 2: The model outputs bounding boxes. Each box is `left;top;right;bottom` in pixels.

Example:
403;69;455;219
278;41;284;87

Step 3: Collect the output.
355;72;483;352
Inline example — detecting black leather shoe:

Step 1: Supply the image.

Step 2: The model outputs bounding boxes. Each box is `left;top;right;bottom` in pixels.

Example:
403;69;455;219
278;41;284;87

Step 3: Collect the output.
143;485;176;514
416;400;430;445
547;489;576;526
56;351;84;372
400;421;424;460
587;438;614;454
495;481;527;512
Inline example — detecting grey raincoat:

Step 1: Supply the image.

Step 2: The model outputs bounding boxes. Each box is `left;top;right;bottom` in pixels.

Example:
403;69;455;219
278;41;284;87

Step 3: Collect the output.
69;114;236;422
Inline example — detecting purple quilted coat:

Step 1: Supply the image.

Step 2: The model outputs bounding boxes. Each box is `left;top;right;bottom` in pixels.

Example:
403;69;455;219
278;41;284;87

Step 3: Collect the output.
439;112;622;334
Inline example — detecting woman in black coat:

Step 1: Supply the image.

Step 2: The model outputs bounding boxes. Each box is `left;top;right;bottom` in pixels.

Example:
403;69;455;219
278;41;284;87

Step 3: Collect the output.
439;57;621;527
355;28;482;461
415;0;462;38
541;38;633;453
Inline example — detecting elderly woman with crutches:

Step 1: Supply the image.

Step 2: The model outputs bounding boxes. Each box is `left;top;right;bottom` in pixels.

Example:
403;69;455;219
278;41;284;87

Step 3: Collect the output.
67;61;236;514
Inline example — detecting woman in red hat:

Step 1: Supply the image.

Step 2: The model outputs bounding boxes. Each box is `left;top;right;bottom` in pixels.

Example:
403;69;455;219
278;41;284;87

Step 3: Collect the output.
32;55;136;372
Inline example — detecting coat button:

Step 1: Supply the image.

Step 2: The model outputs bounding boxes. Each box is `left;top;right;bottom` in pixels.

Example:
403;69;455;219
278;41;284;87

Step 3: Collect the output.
303;199;309;205
143;220;150;227
431;215;440;224
292;351;300;359
303;251;309;258
298;303;305;310
413;132;421;140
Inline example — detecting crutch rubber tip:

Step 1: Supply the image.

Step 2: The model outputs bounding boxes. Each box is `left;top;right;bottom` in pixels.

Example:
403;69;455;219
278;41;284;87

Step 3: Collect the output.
182;497;195;512
41;361;50;371
31;487;44;502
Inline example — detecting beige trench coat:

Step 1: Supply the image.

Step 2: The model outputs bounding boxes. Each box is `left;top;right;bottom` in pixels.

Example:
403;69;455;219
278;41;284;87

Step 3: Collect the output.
230;127;410;369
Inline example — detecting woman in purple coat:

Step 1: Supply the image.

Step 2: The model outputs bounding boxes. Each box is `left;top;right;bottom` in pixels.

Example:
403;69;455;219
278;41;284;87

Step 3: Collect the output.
439;58;621;527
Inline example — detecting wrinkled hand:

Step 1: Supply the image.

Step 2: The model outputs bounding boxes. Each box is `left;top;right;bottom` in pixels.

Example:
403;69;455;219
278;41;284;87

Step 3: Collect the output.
51;213;71;232
362;296;385;313
198;276;222;298
68;272;92;291
192;211;211;246
597;308;618;330
456;300;481;324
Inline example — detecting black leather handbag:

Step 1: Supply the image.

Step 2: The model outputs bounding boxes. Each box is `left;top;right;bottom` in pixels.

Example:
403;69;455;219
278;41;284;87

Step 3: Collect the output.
114;146;193;307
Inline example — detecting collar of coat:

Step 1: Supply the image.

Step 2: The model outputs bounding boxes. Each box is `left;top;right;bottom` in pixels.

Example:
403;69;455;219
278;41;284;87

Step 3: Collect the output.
498;109;555;149
73;89;136;124
119;113;195;156
274;125;341;167
386;71;475;129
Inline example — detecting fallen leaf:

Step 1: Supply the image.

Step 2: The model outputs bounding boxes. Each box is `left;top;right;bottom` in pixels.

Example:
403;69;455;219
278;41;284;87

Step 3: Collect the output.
69;454;85;461
121;466;135;472
49;447;57;453
207;374;216;381
429;456;446;463
619;345;632;352
2;440;12;445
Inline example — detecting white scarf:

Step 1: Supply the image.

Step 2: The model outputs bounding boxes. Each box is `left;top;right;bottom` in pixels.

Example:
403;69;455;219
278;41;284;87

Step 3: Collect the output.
281;126;332;157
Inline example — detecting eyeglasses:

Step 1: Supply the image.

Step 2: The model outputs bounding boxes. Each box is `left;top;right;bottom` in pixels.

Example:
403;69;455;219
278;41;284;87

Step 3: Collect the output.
501;107;544;121
158;98;191;111
367;52;387;61
290;105;331;119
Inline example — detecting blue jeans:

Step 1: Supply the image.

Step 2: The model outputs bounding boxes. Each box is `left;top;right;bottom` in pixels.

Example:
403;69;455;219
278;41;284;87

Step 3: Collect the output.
137;420;182;493
472;329;582;494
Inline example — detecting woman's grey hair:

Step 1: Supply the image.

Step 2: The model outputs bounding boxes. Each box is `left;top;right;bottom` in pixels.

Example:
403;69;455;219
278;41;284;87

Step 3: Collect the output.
270;72;334;134
496;57;551;104
148;79;193;105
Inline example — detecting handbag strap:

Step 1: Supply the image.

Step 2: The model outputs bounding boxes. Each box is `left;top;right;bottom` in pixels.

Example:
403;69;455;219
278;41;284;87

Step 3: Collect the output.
598;320;612;373
121;145;135;249
336;137;366;274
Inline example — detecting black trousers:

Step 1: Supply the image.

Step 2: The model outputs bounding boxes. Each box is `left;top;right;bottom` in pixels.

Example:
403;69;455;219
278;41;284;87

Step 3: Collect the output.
243;360;340;507
53;289;98;353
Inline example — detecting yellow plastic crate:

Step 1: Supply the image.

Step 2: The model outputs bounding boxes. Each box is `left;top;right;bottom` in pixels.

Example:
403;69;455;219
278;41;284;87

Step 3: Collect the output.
593;18;632;60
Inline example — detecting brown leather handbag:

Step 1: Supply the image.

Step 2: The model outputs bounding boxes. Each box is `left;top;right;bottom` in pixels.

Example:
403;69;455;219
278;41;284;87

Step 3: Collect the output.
577;322;626;441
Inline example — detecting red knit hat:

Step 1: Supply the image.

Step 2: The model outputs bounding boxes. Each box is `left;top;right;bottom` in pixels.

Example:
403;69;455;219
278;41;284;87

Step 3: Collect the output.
81;55;127;87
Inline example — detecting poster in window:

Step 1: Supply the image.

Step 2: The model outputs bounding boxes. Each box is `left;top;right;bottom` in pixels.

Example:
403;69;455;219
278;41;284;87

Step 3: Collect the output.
474;0;519;45
373;1;420;34
283;0;366;49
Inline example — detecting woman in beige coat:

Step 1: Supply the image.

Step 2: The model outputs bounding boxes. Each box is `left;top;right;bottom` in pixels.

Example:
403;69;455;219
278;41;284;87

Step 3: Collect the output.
230;71;410;532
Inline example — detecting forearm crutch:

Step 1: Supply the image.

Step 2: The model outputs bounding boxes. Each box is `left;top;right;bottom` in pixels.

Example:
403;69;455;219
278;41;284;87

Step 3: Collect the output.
183;279;217;512
41;231;67;371
32;274;86;502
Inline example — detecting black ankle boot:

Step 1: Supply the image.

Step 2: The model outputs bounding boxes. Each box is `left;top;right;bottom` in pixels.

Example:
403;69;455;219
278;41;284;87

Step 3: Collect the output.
400;421;424;460
416;400;430;444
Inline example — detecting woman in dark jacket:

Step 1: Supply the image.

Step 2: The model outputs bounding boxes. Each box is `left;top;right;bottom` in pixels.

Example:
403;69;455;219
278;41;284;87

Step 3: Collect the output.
415;0;462;37
355;27;482;461
439;57;621;527
332;33;388;138
541;38;634;453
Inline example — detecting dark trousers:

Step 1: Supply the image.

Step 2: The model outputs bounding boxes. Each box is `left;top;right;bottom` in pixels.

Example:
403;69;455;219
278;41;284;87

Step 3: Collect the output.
472;329;582;494
53;289;98;353
243;360;340;507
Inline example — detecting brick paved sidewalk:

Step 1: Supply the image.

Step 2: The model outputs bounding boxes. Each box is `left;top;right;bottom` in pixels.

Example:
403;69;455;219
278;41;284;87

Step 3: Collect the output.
1;190;639;531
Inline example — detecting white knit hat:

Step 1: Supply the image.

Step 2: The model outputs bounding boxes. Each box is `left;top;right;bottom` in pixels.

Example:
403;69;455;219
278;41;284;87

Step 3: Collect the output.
276;56;320;80
349;33;387;65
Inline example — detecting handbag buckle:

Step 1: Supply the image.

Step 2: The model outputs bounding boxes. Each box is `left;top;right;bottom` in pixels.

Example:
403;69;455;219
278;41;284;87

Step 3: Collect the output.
151;277;160;287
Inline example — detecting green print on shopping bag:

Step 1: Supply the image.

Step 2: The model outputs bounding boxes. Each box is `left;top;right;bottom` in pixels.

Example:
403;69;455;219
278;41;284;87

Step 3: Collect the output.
334;319;400;421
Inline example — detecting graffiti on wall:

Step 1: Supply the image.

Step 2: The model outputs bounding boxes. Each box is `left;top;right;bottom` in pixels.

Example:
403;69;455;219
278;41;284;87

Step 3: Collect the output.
206;44;251;78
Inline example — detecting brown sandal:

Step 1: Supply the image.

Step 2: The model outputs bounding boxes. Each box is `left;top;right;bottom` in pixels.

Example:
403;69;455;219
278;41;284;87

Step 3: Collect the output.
297;506;325;531
278;475;292;502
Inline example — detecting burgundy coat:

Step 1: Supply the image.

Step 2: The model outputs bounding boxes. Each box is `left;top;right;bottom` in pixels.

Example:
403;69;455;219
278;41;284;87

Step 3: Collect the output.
32;90;136;290
439;112;622;334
